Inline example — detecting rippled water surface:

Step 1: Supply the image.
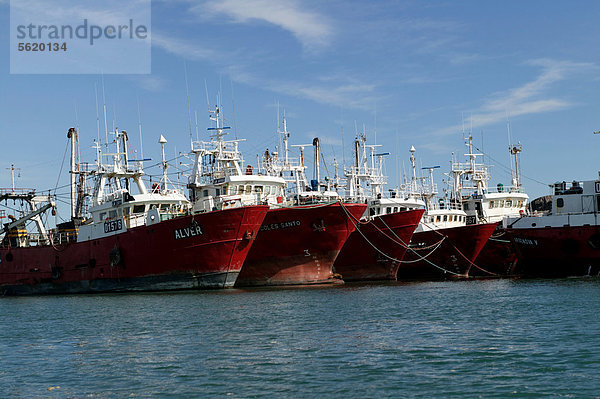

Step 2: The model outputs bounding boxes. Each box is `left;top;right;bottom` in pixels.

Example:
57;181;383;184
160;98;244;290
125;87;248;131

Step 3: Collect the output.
2;279;600;398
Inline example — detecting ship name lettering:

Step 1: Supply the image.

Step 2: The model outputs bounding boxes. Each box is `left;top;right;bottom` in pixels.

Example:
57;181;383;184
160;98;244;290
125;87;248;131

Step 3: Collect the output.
513;237;538;246
259;220;301;232
174;225;204;240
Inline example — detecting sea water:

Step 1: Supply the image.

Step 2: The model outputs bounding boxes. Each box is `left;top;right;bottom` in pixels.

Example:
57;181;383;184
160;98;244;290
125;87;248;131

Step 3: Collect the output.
1;279;600;398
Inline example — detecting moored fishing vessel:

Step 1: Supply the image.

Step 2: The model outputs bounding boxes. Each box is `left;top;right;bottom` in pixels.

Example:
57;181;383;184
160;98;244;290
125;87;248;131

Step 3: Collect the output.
332;134;424;281
0;128;268;295
452;134;529;276
187;106;366;286
505;167;600;277
393;147;498;279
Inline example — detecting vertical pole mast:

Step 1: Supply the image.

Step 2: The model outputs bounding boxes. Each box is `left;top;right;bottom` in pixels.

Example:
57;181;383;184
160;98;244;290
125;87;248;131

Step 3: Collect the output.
160;135;168;192
68;128;77;219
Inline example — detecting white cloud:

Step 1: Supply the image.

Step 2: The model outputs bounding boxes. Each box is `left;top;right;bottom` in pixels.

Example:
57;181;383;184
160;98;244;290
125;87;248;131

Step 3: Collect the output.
152;31;217;60
197;0;333;50
148;31;374;110
432;59;596;137
129;75;168;91
267;80;378;111
10;0;147;25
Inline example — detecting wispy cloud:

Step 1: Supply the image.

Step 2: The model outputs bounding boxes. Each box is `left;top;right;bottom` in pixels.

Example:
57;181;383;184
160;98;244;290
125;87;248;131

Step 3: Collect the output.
152;31;217;61
265;79;378;111
9;0;147;24
149;31;377;110
431;59;596;137
196;0;334;51
128;75;168;92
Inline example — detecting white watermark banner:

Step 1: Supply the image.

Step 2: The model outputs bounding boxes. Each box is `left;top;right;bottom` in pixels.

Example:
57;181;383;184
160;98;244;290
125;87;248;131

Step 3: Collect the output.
10;0;151;74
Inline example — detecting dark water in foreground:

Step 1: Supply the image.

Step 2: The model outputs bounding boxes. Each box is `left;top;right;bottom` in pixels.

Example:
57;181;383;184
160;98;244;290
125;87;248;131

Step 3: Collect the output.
1;279;600;398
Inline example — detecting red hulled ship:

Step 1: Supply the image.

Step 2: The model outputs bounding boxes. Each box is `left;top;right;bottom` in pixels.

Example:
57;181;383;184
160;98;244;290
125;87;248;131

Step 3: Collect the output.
379;146;497;279
334;208;424;281
0;129;267;295
187;106;366;286
453;135;529;277
398;222;498;279
237;202;366;286
506;177;600;277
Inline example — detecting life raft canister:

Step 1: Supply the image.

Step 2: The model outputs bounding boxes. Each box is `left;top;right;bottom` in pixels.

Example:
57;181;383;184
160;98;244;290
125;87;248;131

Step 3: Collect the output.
245;165;253;175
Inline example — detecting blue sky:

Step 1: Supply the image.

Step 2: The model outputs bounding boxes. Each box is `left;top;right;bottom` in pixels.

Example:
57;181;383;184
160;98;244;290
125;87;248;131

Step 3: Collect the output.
2;0;600;219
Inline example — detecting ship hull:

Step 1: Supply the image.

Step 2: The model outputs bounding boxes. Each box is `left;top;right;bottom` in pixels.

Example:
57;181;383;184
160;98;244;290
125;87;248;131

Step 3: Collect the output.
506;225;600;277
397;223;498;280
469;227;519;277
235;202;367;286
0;206;268;295
333;209;424;281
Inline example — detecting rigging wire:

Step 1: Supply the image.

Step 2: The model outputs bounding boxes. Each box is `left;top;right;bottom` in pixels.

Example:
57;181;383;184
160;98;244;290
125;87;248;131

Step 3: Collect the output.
53;139;70;195
472;144;549;188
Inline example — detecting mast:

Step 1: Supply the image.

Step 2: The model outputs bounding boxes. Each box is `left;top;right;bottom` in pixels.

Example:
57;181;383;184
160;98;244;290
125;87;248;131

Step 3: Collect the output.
121;130;130;191
7;164;20;194
409;146;417;183
137;97;144;160
184;62;193;149
313;137;321;192
160;135;168;192
95;83;102;168
68;128;78;219
280;114;290;166
510;142;523;190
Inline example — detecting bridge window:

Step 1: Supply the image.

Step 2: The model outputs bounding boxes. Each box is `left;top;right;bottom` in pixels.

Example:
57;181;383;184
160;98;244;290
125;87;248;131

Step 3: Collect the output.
99;212;107;221
556;198;564;208
443;215;448;222
489;201;495;208
133;205;145;214
393;207;398;213
109;210;117;219
464;203;469;210
506;200;512;208
386;207;392;214
203;190;209;197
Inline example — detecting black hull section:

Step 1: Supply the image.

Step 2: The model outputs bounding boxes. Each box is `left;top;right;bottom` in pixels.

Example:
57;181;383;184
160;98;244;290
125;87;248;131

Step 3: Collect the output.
0;271;239;296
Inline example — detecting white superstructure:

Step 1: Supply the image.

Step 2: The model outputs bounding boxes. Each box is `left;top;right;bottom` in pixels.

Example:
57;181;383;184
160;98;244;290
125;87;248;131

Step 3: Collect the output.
507;177;600;229
187;105;287;213
450;134;528;225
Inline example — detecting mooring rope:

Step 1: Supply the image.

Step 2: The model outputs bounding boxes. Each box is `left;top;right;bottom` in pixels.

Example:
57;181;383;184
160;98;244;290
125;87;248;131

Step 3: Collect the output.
339;202;462;276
